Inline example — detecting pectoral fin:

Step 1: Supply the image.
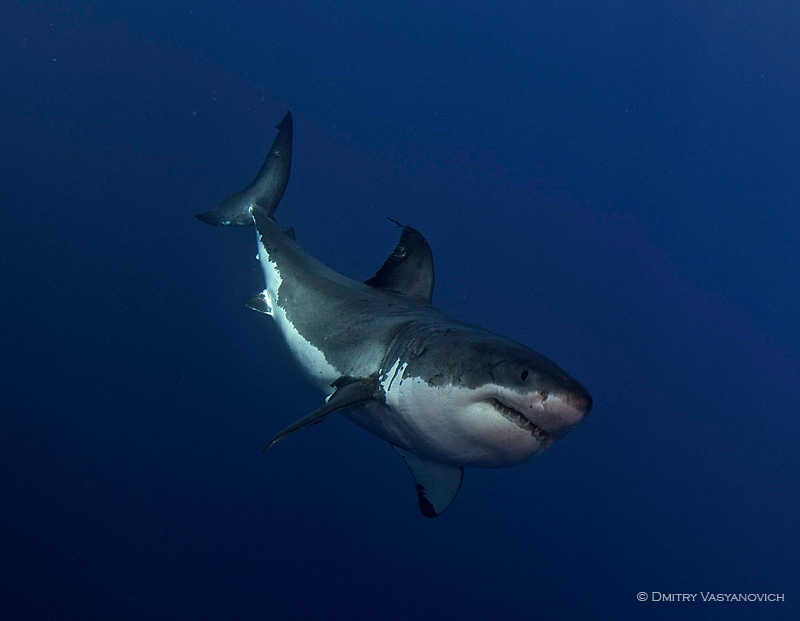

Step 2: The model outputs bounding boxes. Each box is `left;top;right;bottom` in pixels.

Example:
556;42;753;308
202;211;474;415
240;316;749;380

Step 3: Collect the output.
393;446;463;518
263;377;377;452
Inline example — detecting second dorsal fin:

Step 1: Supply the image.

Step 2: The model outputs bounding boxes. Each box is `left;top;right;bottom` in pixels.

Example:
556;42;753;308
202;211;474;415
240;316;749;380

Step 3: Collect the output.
365;225;435;303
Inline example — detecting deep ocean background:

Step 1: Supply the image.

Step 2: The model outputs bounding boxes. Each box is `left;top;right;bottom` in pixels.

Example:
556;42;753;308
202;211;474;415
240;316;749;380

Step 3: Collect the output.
2;2;799;619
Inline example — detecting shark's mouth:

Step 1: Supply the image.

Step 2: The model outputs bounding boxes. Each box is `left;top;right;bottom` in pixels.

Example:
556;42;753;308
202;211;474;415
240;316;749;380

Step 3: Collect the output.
487;398;557;447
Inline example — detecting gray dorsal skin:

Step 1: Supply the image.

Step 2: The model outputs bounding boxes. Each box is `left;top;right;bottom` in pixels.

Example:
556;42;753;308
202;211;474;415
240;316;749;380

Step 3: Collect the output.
365;223;435;304
199;112;594;518
196;111;292;226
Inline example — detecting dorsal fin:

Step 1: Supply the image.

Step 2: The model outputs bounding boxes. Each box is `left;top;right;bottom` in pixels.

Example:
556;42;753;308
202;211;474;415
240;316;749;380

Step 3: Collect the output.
365;225;434;303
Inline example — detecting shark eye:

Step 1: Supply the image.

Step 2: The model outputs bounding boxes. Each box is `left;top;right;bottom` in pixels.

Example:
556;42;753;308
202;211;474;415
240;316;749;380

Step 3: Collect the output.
520;370;529;381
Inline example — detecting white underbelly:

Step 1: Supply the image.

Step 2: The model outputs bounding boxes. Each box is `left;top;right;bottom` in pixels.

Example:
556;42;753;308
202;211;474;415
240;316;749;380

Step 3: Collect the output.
273;307;338;392
257;246;338;393
345;362;542;468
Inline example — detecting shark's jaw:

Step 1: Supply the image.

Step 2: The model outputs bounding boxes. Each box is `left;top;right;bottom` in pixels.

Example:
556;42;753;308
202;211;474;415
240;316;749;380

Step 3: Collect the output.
344;370;590;469
486;397;558;448
485;380;593;444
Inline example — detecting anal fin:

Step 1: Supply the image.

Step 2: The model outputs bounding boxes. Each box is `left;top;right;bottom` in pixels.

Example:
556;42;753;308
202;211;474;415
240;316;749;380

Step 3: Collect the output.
393;446;463;518
263;377;377;452
245;290;272;315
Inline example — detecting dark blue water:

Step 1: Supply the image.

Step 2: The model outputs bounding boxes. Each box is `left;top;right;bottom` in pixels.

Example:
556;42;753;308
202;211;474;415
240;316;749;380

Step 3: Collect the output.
3;2;798;619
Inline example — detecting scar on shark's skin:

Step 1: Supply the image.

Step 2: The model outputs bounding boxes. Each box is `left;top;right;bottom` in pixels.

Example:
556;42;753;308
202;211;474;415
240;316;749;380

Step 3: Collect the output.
197;111;593;517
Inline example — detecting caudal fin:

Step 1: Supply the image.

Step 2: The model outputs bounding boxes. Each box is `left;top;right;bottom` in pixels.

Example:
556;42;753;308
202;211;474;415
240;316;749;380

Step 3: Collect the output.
196;111;293;226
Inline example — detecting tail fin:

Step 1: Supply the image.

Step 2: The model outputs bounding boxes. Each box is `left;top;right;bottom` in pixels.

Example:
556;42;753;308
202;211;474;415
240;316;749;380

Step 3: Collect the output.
196;111;293;226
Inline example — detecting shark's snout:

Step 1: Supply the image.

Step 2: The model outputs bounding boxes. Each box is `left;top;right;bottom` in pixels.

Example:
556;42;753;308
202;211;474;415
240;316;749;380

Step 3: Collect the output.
567;386;593;418
534;381;592;437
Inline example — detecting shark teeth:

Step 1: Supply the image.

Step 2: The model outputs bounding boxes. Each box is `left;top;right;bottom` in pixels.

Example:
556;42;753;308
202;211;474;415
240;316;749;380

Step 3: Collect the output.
487;398;557;447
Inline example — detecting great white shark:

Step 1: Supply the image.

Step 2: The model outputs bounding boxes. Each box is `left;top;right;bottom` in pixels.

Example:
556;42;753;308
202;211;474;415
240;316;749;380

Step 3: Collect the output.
197;111;593;517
